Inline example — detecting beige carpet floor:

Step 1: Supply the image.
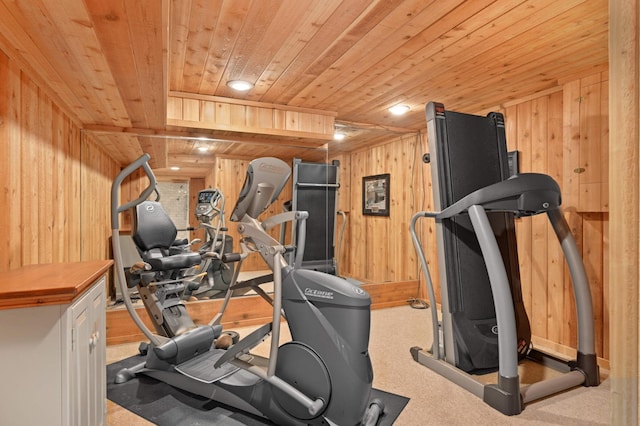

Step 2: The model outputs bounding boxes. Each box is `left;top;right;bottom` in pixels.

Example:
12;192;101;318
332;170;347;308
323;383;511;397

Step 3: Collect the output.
106;305;610;425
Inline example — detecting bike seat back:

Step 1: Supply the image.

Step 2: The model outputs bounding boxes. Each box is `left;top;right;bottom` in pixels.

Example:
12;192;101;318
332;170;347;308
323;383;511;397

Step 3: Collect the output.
132;200;201;271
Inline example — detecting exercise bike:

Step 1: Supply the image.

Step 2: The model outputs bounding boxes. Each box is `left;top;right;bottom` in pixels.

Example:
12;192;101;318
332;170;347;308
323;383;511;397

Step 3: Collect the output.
111;154;384;425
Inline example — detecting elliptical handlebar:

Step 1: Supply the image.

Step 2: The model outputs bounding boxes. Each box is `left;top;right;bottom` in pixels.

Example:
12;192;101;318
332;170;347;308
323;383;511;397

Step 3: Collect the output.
111;153;157;230
111;154;169;347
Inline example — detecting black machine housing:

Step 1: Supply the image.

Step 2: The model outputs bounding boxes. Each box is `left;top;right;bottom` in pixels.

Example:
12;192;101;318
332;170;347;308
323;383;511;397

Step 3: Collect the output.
428;103;531;373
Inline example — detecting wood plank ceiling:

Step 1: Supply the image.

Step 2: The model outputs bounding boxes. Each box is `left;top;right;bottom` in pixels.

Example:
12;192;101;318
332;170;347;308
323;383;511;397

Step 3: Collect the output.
0;0;608;178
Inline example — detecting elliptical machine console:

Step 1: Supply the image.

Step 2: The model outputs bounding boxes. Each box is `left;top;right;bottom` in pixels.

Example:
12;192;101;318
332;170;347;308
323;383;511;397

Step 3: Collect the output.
111;155;384;426
195;189;220;221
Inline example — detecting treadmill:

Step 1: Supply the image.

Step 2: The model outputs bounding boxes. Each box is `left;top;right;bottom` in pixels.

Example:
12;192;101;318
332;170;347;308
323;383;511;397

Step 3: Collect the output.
410;102;600;415
288;158;340;274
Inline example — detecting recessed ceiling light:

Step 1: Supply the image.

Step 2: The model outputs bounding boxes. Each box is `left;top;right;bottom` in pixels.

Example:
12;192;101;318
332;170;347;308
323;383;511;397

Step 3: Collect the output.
333;132;346;141
389;104;410;115
197;146;208;153
170;166;180;171
227;80;254;91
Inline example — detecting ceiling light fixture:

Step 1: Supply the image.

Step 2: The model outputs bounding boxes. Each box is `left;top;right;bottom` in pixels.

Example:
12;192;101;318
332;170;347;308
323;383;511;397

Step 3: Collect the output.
197;146;208;153
227;80;254;91
333;132;346;141
389;104;410;115
170;166;180;171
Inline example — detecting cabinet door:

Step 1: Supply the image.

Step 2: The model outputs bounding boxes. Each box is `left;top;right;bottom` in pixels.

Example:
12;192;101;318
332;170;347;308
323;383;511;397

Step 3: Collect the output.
67;278;106;426
70;293;92;426
89;279;106;426
0;305;63;425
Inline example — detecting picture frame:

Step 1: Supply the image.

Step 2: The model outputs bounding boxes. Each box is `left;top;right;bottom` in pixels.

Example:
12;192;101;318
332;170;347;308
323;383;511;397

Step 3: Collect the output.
362;173;390;216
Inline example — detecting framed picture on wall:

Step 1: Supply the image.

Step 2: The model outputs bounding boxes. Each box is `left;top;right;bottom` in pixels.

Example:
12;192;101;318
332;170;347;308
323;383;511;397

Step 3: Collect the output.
362;173;390;216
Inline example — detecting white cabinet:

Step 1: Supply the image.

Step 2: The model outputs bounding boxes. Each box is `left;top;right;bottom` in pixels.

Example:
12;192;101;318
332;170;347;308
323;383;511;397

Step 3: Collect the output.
64;278;107;426
0;261;110;426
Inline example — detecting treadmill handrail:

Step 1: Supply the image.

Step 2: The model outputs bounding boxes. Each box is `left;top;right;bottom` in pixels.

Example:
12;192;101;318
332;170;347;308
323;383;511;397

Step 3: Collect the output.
410;211;442;359
409;171;594;365
436;173;561;219
410;172;599;392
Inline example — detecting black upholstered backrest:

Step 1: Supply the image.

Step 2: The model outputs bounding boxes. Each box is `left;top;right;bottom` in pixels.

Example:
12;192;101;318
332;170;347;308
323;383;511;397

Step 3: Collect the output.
132;201;177;252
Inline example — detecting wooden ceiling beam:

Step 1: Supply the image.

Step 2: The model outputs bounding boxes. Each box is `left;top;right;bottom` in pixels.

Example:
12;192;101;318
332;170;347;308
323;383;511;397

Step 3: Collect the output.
166;92;336;142
83;123;329;148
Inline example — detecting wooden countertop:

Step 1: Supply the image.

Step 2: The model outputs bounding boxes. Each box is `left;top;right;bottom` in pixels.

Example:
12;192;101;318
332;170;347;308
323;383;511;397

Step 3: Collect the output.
0;260;113;310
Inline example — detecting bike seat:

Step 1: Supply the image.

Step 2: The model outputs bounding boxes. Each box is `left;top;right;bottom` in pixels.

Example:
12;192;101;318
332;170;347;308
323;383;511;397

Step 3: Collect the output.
132;201;202;271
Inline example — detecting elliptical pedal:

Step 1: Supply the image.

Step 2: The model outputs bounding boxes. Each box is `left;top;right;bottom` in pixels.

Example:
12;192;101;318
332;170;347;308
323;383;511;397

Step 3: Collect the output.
174;349;240;384
214;322;272;369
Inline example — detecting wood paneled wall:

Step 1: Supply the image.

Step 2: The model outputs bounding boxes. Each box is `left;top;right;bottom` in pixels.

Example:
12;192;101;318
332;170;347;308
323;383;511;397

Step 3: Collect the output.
0;48;119;274
340;133;426;284
339;72;609;362
81;132;121;262
499;73;609;360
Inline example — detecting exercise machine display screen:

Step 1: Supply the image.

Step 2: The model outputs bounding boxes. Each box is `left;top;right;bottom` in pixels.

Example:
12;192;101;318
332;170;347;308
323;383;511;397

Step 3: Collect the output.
198;190;215;204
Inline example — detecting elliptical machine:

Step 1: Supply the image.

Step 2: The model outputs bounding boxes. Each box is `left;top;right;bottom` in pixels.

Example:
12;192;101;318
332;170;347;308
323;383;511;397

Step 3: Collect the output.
182;188;235;299
111;154;383;425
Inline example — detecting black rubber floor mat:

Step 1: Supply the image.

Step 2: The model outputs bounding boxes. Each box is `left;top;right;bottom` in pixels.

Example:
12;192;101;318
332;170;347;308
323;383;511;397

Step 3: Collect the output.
108;354;410;425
